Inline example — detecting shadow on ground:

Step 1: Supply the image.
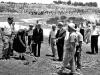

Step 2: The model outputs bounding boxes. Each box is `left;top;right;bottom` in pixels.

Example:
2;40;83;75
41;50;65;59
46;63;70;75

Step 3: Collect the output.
86;51;94;54
45;54;53;57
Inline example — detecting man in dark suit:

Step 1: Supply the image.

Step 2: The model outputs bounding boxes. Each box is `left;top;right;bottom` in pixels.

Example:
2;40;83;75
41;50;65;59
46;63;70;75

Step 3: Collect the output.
32;24;43;57
56;22;66;61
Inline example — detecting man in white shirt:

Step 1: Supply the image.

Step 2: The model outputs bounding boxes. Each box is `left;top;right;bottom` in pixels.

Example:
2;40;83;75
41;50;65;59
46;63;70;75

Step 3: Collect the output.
49;24;57;59
91;24;100;54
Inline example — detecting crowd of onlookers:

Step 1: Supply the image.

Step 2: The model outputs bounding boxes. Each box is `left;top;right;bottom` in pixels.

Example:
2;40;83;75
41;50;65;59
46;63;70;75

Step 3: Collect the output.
0;17;100;74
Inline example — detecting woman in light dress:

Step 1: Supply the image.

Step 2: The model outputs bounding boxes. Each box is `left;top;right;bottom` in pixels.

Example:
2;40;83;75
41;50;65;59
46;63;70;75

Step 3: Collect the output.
84;22;92;44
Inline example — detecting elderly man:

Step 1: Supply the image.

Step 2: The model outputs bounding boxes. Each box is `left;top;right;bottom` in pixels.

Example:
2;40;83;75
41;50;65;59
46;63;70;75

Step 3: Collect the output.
56;22;66;61
32;24;43;57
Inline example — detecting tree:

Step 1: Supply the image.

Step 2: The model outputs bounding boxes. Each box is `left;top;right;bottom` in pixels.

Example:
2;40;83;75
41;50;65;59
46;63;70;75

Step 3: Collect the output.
67;0;71;5
73;2;78;6
53;1;59;4
1;1;4;3
78;2;84;6
92;2;98;7
85;2;98;7
57;1;63;4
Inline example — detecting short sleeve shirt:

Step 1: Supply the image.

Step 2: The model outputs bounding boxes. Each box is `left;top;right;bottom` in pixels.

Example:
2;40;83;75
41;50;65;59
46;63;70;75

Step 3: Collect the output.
65;32;78;52
49;30;57;38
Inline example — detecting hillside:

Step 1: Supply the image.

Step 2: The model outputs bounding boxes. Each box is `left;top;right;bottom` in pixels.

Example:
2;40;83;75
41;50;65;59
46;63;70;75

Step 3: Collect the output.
0;3;100;14
0;3;100;24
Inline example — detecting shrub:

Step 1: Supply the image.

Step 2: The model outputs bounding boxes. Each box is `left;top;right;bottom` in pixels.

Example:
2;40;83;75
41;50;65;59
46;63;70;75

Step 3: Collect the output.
46;16;59;24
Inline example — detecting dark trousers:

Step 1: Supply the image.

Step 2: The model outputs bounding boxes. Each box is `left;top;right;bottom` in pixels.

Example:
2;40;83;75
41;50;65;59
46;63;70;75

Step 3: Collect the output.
80;29;84;41
32;42;41;57
57;44;64;61
75;46;82;69
91;35;98;53
28;36;32;46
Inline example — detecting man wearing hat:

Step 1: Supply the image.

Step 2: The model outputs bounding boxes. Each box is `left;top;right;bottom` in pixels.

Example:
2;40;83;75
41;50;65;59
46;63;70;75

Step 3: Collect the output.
56;22;66;61
58;22;79;74
91;24;100;54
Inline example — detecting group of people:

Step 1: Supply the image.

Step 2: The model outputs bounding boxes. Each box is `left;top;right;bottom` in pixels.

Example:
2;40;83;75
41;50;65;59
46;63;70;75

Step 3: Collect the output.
13;23;43;61
80;21;100;54
0;17;100;74
0;20;43;61
48;21;83;74
48;20;100;74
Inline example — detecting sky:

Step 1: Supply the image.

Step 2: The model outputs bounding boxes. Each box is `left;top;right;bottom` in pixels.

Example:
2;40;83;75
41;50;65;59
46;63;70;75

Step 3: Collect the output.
1;0;100;7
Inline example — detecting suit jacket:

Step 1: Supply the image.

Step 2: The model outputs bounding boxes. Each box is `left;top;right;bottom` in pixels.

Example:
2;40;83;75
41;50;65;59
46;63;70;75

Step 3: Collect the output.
32;28;43;43
56;28;66;45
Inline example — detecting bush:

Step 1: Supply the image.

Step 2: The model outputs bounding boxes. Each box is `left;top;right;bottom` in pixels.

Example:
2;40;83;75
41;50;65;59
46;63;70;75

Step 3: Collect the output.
46;16;59;24
60;16;67;20
67;1;71;5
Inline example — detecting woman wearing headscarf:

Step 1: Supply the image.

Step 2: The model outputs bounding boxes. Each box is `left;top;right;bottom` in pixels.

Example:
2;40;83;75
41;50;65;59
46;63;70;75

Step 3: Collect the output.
84;22;92;44
13;29;26;60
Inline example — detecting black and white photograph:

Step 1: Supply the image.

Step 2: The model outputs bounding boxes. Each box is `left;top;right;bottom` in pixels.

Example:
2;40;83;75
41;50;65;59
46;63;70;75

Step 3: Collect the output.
0;0;100;75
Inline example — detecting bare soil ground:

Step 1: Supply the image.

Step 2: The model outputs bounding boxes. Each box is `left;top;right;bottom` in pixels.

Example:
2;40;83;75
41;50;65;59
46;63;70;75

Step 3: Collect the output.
0;36;100;75
0;13;100;75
